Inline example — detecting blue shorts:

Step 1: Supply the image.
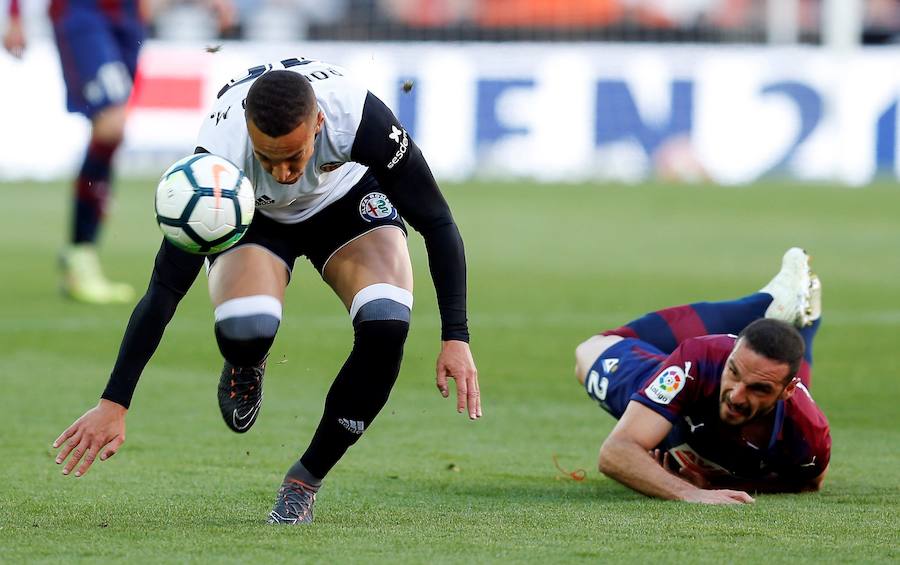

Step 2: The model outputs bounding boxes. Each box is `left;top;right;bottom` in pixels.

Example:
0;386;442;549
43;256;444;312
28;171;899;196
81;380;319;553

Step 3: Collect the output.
583;338;666;419
53;8;144;117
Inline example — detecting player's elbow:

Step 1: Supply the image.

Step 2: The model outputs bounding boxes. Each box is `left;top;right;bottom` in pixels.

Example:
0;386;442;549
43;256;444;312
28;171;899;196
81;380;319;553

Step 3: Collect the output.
597;436;622;477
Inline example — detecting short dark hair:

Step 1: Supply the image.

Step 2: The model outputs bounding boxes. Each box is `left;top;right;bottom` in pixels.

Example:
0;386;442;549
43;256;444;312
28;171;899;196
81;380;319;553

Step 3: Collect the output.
738;318;805;383
245;70;317;137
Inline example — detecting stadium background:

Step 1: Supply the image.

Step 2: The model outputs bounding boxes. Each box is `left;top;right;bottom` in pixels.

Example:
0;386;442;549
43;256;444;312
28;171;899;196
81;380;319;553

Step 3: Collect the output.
1;1;898;563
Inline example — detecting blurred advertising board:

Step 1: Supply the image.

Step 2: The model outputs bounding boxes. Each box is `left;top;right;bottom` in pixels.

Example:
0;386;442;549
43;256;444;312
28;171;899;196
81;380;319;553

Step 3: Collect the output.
2;40;900;185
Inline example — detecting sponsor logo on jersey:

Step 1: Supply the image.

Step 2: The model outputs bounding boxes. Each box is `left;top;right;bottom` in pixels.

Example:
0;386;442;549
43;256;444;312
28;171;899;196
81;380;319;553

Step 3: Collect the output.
602;358;619;374
255;194;275;207
338;418;365;435
359;192;398;222
211;105;231;125
319;161;343;173
645;365;686;405
684;415;705;433
386;126;409;170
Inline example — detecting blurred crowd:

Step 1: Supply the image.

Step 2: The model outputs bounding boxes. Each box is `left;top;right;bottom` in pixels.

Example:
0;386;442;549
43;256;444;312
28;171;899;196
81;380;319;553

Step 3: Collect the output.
7;0;900;43
148;0;900;43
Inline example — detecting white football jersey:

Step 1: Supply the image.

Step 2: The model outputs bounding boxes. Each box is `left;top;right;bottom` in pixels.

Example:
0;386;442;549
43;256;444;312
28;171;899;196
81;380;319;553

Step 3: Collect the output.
196;58;370;224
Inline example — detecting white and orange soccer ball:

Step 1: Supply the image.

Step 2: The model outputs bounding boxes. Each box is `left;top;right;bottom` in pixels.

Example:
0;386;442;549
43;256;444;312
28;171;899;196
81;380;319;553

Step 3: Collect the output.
155;154;255;254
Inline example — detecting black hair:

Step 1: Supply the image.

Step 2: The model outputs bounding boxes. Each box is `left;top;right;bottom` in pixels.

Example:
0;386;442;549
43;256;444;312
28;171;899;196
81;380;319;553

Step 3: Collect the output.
738;318;805;382
244;70;317;137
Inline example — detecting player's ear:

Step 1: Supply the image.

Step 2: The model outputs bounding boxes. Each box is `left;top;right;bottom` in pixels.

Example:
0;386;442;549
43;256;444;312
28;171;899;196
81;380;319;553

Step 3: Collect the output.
781;376;800;399
315;111;324;133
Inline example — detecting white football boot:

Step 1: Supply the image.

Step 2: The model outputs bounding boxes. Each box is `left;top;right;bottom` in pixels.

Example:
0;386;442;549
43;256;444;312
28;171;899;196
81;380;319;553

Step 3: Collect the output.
760;247;814;328
808;273;822;324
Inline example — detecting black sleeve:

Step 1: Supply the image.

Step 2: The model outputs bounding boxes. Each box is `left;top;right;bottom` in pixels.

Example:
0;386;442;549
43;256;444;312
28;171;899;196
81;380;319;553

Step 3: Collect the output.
350;92;469;342
100;239;204;408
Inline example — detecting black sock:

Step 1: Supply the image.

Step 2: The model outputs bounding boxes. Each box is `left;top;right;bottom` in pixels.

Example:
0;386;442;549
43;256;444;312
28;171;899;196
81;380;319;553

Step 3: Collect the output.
299;318;409;479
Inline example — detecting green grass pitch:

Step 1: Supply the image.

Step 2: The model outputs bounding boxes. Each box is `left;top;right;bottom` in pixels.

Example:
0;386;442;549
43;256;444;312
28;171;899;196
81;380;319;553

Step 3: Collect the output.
1;178;898;563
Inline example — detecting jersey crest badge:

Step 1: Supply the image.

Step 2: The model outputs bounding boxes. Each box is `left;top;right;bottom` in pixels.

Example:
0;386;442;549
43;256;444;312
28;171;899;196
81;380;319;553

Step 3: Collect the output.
359;192;398;222
602;358;619;374
645;365;686;405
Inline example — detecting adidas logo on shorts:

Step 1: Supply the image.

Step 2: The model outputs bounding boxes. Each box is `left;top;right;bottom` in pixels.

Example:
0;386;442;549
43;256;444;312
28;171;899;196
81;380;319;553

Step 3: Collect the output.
338;418;365;435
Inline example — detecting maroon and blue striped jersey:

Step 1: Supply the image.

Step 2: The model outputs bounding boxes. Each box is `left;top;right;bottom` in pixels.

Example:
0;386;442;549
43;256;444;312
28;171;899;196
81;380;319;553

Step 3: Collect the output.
587;334;831;487
633;334;831;485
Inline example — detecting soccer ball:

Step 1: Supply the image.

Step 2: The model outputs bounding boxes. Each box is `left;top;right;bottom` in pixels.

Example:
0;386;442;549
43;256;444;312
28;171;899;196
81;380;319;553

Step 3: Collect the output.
155;154;255;254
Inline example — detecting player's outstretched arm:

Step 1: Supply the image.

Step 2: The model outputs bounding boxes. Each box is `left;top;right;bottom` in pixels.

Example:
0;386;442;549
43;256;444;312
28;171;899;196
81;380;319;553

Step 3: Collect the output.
436;340;481;419
53;399;127;478
599;402;754;504
350;93;478;418
99;239;203;408
50;240;202;477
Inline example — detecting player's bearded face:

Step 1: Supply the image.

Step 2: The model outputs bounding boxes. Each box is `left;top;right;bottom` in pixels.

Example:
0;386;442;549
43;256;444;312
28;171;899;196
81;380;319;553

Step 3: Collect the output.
718;340;795;425
248;111;324;185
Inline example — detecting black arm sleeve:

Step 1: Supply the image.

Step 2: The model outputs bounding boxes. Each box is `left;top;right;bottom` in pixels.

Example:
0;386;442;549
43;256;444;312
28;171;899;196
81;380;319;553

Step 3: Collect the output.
350;92;469;342
100;239;204;408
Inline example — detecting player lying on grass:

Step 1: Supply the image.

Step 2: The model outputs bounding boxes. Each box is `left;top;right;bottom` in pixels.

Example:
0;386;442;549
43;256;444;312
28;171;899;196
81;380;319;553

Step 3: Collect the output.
574;248;830;504
50;58;480;524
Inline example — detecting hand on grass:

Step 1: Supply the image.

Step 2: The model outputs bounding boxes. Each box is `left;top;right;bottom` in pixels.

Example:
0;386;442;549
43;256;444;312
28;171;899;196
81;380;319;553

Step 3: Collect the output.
435;340;482;420
682;488;755;505
53;399;127;477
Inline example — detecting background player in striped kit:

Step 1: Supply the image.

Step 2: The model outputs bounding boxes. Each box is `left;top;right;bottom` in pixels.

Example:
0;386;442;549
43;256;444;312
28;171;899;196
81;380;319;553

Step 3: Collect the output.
2;0;232;303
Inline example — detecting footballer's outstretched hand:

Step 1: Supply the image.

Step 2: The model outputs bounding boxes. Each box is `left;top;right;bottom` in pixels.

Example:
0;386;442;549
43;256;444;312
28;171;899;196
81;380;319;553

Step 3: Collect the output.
436;340;481;420
682;488;755;505
53;399;127;477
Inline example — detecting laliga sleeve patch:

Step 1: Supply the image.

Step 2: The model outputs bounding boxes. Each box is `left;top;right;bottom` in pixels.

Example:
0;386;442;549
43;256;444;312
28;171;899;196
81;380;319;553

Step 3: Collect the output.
359;192;398;222
645;365;687;405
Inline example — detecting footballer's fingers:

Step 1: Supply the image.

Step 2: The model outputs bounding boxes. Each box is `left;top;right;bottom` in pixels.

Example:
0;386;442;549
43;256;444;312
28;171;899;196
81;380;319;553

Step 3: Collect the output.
100;436;124;461
74;446;100;477
436;365;450;398
55;430;83;465
61;437;90;476
53;422;79;449
723;490;755;504
453;372;468;414
466;370;480;419
473;371;482;418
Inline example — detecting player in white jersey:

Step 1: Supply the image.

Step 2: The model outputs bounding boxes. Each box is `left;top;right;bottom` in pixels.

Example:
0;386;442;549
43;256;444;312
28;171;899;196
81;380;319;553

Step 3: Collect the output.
50;58;481;524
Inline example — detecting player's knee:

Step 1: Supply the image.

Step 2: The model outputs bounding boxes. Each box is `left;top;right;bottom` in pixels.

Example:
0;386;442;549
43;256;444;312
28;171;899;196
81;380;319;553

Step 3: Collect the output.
92;105;128;143
574;336;600;384
350;283;413;348
575;335;623;385
214;295;282;367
